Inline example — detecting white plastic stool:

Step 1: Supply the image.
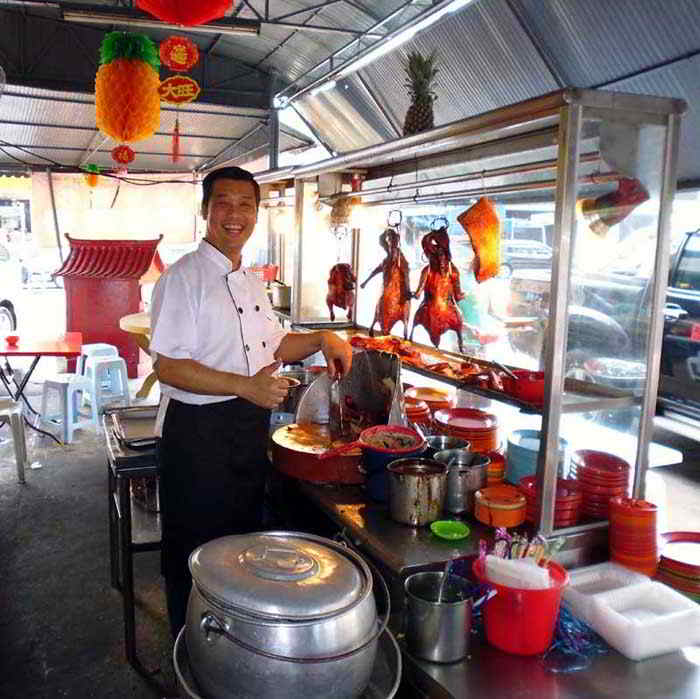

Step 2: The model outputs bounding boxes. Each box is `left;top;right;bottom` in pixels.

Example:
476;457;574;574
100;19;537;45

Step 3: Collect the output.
77;343;119;375
84;357;131;414
0;398;28;483
40;374;98;444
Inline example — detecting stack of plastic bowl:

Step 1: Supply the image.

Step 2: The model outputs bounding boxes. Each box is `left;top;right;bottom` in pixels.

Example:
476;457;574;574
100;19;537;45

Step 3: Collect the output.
474;484;526;528
656;532;700;602
570;450;630;520
482;449;506;485
433;408;499;452
518;475;583;527
404;397;433;432
609;497;659;576
506;429;569;484
404;386;456;416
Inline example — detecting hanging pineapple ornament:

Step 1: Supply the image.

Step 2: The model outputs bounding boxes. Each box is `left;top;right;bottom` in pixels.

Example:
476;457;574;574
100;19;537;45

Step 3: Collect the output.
402;50;439;137
95;31;161;168
83;164;101;188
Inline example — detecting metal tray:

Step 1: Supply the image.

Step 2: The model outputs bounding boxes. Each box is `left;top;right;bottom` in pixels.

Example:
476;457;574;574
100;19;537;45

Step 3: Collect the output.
109;405;159;451
173;624;402;699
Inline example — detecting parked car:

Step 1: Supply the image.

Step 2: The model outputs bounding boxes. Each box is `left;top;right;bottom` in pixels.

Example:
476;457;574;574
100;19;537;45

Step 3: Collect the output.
498;240;552;277
0;241;21;335
508;228;700;420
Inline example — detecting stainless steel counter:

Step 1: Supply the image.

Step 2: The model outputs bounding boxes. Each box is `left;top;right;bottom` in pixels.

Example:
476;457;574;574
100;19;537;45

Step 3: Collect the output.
298;482;700;699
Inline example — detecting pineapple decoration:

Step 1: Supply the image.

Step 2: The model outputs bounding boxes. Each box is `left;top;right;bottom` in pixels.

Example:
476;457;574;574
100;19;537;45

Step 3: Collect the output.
402;50;439;137
95;31;161;167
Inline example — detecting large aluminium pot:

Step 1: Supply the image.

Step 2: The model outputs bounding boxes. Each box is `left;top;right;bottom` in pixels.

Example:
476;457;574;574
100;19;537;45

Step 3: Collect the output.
386;458;447;526
185;531;382;699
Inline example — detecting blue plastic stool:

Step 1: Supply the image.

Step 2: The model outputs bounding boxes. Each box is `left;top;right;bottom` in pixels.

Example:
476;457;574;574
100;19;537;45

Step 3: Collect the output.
40;373;98;443
83;357;131;414
77;343;119;376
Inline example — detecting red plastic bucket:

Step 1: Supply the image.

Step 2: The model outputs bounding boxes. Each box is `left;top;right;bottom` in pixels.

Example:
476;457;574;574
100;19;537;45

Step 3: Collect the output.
472;558;569;655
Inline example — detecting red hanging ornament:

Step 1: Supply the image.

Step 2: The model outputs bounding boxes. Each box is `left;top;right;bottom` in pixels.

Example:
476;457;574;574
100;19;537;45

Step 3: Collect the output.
171;116;181;163
136;0;233;27
160;36;199;72
112;144;136;166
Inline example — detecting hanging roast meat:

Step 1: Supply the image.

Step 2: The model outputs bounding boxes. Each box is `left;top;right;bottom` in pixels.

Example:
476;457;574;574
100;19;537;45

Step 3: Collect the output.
581;177;649;237
360;228;411;338
410;227;465;353
457;196;502;282
326;263;356;321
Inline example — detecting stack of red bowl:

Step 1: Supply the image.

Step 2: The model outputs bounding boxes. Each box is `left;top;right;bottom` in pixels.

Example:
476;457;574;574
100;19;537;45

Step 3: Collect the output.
433;407;499;452
482;449;506;485
518;476;583;527
404;397;432;430
570;450;630;520
609;497;659;576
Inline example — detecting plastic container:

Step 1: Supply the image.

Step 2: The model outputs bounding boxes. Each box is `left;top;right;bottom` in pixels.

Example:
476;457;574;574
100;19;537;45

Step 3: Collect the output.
589;581;700;660
473;558;569;655
473;485;526;528
506;429;569;484
561;561;649;625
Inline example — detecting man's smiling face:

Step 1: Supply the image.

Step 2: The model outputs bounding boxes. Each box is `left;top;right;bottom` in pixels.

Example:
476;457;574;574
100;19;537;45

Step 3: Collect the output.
202;178;258;267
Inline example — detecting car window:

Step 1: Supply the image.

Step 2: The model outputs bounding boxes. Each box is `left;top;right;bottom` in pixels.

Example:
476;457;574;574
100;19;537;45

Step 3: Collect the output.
674;233;700;292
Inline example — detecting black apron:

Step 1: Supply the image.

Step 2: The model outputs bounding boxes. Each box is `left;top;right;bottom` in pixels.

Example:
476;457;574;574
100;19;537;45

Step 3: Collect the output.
158;396;270;581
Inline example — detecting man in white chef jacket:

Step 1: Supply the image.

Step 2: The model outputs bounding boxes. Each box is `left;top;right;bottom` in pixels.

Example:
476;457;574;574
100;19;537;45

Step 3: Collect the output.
150;166;352;636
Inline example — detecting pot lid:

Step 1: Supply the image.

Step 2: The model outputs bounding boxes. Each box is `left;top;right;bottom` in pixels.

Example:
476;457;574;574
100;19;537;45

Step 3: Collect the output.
189;532;368;619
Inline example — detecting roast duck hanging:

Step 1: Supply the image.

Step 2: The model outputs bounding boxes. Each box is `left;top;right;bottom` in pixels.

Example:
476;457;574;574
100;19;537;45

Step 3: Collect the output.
410;226;465;353
580;177;649;237
361;227;412;338
326;263;356;321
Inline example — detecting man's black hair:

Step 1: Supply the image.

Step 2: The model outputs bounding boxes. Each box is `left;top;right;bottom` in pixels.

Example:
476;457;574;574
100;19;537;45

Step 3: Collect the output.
201;167;261;210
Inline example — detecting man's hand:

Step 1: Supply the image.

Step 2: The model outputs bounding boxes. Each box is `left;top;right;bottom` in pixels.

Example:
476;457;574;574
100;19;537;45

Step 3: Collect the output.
240;362;289;409
320;331;353;378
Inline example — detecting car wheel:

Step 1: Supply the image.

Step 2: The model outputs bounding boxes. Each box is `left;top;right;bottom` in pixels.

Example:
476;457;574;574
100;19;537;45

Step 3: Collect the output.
498;263;513;278
0;303;17;334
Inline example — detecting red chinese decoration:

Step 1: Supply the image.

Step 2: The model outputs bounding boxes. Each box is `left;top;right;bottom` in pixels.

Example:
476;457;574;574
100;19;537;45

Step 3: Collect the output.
136;0;233;27
159;75;200;104
160;36;199;72
171;116;180;163
112;144;135;166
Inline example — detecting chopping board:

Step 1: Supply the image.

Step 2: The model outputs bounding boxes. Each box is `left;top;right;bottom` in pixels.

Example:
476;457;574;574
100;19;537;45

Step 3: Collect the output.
272;423;364;485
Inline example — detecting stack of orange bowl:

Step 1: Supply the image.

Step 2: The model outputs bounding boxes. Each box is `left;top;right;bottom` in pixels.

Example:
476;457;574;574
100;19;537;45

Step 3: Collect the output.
482;449;506;485
656;532;700;602
404;397;433;431
474;484;526;528
404;386;456;416
518;476;583;528
609;497;659;576
570;449;630;520
432;407;499;452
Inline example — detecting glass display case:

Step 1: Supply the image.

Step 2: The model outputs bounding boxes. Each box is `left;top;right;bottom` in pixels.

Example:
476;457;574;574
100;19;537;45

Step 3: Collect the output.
259;88;686;554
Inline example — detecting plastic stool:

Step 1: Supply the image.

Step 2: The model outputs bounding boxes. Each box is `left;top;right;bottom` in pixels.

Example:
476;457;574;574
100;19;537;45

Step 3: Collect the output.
84;357;131;414
40;374;98;444
0;398;28;483
78;343;119;376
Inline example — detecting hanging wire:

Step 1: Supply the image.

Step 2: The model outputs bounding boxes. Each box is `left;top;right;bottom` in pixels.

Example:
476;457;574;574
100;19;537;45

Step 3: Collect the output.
79;134;110;168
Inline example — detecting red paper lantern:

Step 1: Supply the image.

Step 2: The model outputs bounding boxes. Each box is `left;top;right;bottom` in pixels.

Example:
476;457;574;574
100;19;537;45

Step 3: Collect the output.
112;145;135;165
136;0;233;27
160;36;199;72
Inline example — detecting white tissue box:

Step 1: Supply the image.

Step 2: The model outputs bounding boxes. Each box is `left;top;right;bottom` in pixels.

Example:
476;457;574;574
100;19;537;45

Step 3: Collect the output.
485;555;551;589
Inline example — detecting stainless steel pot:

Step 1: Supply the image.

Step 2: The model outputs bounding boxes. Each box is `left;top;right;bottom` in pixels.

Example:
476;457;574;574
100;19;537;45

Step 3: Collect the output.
185;531;381;699
277;368;317;414
271;281;291;308
423;435;471;459
386;458;447;527
434;450;489;515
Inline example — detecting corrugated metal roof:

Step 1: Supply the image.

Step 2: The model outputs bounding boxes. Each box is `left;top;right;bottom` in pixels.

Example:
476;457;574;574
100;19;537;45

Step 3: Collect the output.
0;84;310;172
511;0;700;88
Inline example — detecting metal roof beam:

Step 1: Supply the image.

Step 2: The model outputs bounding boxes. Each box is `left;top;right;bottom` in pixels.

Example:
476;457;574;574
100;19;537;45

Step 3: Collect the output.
261;21;384;38
272;1;344;22
197;123;268;171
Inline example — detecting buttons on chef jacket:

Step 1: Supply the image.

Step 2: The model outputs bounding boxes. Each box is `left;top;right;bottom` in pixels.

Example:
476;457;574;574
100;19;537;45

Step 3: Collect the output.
238;307;244;314
262;341;266;348
255;305;260;311
245;344;250;352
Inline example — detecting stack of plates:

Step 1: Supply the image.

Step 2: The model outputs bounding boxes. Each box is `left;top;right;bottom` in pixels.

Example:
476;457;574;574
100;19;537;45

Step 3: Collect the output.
609;497;658;577
518;476;583;527
404;386;455;415
571;450;630;520
482;449;505;485
505;429;569;484
656;532;700;602
433;407;499;452
404;397;432;428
